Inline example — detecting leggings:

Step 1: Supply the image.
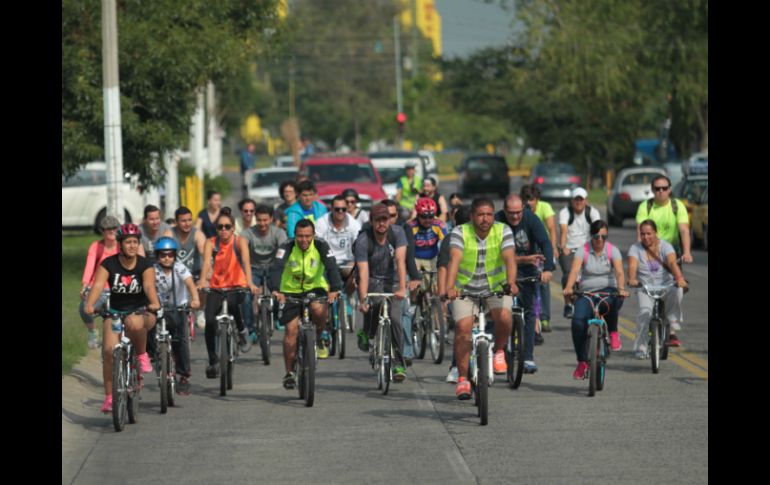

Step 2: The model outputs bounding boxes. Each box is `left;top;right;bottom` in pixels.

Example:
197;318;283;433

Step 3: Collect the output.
204;291;245;365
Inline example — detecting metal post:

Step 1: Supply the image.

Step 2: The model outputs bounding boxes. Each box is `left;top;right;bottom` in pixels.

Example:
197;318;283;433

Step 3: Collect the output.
102;0;125;223
394;16;403;149
207;81;222;177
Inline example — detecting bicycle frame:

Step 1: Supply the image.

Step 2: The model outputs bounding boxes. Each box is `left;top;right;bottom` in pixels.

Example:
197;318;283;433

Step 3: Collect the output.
459;292;499;387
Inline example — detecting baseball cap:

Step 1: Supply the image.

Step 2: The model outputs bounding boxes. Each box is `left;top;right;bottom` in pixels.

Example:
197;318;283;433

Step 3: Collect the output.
571;187;588;199
371;204;390;221
405;161;416;169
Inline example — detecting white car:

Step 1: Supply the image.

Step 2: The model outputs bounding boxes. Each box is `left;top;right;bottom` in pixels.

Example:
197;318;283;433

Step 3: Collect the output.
274;155;297;168
246;167;299;207
367;152;428;200
418;150;438;178
62;161;145;233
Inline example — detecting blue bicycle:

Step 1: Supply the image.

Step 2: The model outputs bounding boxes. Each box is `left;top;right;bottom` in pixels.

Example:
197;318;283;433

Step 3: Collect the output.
573;291;621;397
328;292;352;359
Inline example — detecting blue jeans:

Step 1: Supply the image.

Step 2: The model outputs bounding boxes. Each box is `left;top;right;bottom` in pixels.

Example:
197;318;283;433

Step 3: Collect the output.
79;290;110;324
242;270;271;334
570;287;623;362
538;281;551;322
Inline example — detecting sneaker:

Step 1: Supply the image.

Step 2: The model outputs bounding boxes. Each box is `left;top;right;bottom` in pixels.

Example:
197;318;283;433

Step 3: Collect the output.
572;361;589;380
320;330;330;345
177;376;191;396
493;350;507;375
239;329;252;353
446;366;459;383
100;394;113;413
523;360;538;374
563;304;574;319
541;319;551;333
283;372;296;389
534;333;544;346
610;332;622;351
393;366;407;382
250;331;258;344
87;331;99;349
205;364;219;379
669;334;681;347
317;341;329;359
137;353;153;374
356;329;369;352
455;377;471;400
635;350;648;360
275;321;285;331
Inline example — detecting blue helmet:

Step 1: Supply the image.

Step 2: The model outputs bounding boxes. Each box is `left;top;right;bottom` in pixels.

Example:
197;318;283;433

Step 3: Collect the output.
154;237;178;255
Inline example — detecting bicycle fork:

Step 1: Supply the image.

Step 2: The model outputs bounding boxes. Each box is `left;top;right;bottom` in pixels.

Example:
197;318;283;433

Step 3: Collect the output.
471;312;495;386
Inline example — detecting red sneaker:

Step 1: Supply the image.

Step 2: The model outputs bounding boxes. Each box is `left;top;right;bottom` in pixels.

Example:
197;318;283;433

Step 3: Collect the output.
455;377;471;400
100;394;113;413
572;362;589;380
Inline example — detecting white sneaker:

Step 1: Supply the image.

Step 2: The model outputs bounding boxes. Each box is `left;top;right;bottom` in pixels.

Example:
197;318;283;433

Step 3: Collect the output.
446;366;459;383
196;311;206;330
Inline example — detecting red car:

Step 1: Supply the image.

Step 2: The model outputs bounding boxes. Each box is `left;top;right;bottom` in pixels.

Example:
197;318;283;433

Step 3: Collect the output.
299;156;388;211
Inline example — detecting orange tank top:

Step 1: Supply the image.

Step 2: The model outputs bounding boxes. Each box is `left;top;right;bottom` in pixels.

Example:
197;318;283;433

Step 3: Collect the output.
209;236;247;289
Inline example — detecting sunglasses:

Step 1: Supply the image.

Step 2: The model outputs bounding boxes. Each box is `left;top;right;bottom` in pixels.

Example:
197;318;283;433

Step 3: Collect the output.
345;199;357;205
592;234;608;241
389;213;398;219
333;207;347;213
157;251;175;259
242;209;255;213
653;186;670;192
418;213;435;219
217;224;233;231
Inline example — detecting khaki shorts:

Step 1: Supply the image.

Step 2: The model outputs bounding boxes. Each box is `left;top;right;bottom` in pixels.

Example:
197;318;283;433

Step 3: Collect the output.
452;295;513;321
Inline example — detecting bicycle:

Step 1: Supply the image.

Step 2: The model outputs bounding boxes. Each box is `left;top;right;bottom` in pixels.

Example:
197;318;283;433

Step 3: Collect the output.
328;291;350;359
412;269;446;364
283;293;328;407
100;307;148;432
254;269;275;365
364;293;399;396
506;275;541;389
458;289;506;426
155;305;190;414
203;287;250;397
632;282;678;374
573;290;622;397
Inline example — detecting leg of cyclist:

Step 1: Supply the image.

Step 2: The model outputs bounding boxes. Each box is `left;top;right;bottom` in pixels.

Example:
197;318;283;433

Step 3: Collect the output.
400;289;414;364
634;292;654;358
665;286;682;340
540;280;552;332
279;296;302;388
242;289;256;342
124;313;156;374
309;295;329;359
389;298;407;382
204;292;224;377
598;288;623;351
168;310;191;393
489;296;513;374
559;252;575;317
570;297;593;379
100;317;121;412
80;290;109;349
451;297;476;399
225;291;250;353
518;282;539;372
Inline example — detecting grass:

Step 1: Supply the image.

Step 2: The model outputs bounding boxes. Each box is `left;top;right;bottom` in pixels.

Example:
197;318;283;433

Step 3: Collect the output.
62;232;100;375
588;188;609;206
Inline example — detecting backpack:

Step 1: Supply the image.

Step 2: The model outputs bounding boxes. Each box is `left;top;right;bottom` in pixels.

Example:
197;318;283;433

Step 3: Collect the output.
567;205;594;225
645;198;679;217
353;224;397;259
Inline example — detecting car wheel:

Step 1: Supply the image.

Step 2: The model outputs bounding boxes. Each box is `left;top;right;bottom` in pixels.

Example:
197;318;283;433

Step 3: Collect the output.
608;205;623;227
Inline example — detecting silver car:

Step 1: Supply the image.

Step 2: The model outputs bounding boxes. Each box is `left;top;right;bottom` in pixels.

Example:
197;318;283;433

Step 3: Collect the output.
607;166;667;226
246;167;298;207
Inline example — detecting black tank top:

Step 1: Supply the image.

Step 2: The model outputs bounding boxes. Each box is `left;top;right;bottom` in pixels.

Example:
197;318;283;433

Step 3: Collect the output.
198;209;217;238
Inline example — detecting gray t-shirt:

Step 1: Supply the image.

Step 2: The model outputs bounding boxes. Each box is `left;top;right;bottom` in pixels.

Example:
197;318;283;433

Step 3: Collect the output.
154;261;192;308
140;221;172;257
242;225;288;271
449;223;515;295
354;225;408;292
628;241;675;286
576;243;623;292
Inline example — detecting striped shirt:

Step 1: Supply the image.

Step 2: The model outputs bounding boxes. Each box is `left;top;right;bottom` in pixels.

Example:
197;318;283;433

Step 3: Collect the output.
449;224;514;295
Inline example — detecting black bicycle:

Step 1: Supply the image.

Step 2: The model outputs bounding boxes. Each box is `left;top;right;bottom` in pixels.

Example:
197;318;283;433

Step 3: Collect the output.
155;305;190;414
365;293;397;395
254;269;275;365
632;282;678;374
204;288;250;396
506;275;540;389
284;293;328;407
412;269;446;364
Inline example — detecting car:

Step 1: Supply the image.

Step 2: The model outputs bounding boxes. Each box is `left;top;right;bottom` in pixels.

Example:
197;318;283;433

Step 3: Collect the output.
691;187;708;251
662;161;685;189
682;150;708;177
672;174;708;226
418;150;439;178
529;162;581;201
456;154;510;199
62;161;145;233
245;167;299;207
299;156;388;211
367;151;428;200
274;155;297;168
607;167;668;227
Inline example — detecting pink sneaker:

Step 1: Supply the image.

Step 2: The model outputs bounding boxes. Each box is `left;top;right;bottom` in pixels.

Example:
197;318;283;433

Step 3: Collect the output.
100;394;113;413
493;350;507;375
610;332;622;351
573;362;589;380
137;352;153;374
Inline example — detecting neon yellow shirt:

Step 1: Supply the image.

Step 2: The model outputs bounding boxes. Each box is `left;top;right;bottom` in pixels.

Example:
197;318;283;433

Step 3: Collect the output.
635;199;689;245
533;201;556;238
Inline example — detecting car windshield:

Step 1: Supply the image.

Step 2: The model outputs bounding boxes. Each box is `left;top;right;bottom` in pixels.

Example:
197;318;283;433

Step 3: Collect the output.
467;158;506;172
376;167;404;184
306;163;378;183
252;171;296;187
535;163;576;175
623;172;662;186
679;179;708;203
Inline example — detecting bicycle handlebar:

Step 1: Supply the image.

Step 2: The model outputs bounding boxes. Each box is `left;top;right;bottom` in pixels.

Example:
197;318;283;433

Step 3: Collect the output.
200;287;251;295
283;294;329;305
573;290;624;299
458;290;507;301
364;293;396;303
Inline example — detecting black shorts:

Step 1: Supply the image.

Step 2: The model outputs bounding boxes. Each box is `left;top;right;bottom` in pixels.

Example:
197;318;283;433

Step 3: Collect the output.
279;290;328;325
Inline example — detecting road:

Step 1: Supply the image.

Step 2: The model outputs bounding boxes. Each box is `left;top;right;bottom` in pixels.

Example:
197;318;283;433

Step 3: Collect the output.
63;172;707;484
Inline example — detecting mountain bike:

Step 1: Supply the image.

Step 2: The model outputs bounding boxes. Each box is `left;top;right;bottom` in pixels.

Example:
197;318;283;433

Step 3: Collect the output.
254;269;275;365
573;290;622;397
506;275;540;389
203;288;250;397
632;282;677;374
284;293;329;407
365;293;397;396
412;269;445;364
155;305;190;414
328;292;349;359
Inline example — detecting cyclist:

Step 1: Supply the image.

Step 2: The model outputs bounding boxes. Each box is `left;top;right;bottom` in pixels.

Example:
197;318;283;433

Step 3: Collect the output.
198;208;259;379
446;198;518;400
419;177;449;223
171;206;207;329
235;198;258;235
627;220;688;357
563;220;629;380
495;195;555;373
408;197;448;283
152;237;201;395
269;219;342;388
395;161;422;213
196;190;222;239
355;203;410;382
285;180;328;238
139;204;173;258
342;188;370;225
79;215;120;349
84;223;161;413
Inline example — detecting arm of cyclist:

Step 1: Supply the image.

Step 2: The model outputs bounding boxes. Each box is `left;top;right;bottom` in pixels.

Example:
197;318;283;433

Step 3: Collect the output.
197;238;213;290
318;239;342;303
627;254;640;288
237;236;259;296
183;273;201;310
394;245;407;300
402;223;422;283
356;260;370;313
531;216;555;283
546;214;559;264
84;265;110;315
666;251;689;290
559;223;570;256
142;265;162;312
610;254;629;298
269;240;292;304
678;222;693;264
562;253;583;298
445;246;463;300
501;246;519;296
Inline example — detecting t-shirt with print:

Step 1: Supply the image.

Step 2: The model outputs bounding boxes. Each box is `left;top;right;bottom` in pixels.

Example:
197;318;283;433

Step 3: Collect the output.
449;223;515;295
242;225;288;271
558;206;602;250
628;241;676;286
635;199;689;247
154;261;192;308
101;255;154;311
576;243;622;292
315;213;361;266
408;219;448;260
353;224;408;292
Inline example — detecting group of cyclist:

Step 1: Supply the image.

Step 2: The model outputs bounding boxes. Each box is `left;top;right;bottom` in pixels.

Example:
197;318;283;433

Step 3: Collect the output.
79;166;693;414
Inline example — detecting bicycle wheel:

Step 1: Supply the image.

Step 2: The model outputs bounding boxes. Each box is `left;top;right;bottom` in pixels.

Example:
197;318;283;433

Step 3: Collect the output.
374;323;383;390
297;330;306;400
477;340;490;426
650;318;661;374
159;341;169;414
381;322;391;396
219;322;228;396
127;348;139;424
506;313;525;389
303;329;315;407
413;304;427;360
337;300;346;359
429;297;445;364
588;325;599;397
167;352;175;408
111;346;127;432
259;304;271;365
226;326;234;391
329;304;337;357
661;320;670;361
597;328;607;391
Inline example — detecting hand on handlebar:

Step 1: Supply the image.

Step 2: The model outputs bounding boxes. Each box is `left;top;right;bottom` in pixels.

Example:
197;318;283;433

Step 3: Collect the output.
447;288;459;301
147;302;161;312
408;279;421;292
358;302;370;314
328;291;339;304
190;298;201;310
272;291;285;305
249;283;260;296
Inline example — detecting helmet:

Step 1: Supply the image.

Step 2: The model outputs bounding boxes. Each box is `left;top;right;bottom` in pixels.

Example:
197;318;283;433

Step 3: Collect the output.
415;197;437;216
154;237;178;254
116;223;142;241
100;215;120;230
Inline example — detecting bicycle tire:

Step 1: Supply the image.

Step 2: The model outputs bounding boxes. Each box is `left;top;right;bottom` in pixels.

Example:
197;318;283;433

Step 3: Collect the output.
382;322;391;396
297;330;306;400
338;300;346;359
167;352;175;408
227;326;234;391
159;341;169;414
597;328;607;391
112;346;127;432
259;304;271;365
661;320;670;361
506;313;525;389
477;340;490;426
650;318;661;374
329;303;337;357
429;297;445;364
374;323;383;390
413;304;427;360
127;348;139;424
303;329;315;407
219;322;228;396
588;325;599;397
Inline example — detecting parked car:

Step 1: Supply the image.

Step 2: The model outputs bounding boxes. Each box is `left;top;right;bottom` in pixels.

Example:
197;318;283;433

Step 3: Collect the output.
62;161;145;234
662;161;685;188
691;187;708;251
672;174;708;225
529;162;581;201
274;155;297;168
367;151;427;200
607;167;668;227
457;154;510;199
682;150;708;177
245;167;299;207
299;156;387;211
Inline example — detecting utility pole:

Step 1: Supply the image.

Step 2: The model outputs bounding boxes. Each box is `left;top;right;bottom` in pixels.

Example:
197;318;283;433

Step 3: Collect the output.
207;81;222;177
102;0;124;223
411;0;418;79
394;16;404;149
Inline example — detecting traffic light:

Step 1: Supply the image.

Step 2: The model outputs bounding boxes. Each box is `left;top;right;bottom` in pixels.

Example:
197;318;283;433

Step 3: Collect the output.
396;112;407;135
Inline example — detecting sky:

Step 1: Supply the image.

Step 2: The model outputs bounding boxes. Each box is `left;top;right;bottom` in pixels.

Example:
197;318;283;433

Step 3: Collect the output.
435;0;516;59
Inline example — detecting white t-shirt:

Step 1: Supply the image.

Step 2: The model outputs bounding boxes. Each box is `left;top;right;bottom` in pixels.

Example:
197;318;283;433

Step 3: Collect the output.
154;261;192;307
559;206;602;250
315;212;362;266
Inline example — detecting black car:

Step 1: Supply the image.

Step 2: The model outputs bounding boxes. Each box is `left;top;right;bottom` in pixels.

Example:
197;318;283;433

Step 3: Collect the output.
457;154;510;199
